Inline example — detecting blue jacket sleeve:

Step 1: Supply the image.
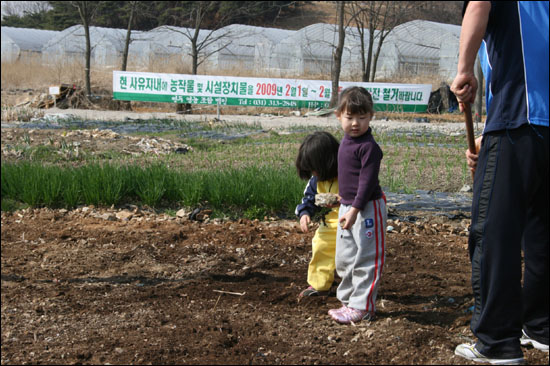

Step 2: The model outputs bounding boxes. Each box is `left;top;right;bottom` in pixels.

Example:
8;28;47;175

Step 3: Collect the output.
295;176;319;218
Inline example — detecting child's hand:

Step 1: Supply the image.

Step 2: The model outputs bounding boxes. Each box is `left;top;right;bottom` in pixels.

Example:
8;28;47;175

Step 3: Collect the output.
339;207;359;230
300;214;311;233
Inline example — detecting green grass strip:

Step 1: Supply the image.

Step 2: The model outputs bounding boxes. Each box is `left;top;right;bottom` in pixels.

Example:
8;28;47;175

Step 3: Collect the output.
1;162;305;219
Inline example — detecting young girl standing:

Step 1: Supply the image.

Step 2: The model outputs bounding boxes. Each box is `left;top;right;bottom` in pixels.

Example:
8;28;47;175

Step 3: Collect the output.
295;131;340;297
329;86;387;324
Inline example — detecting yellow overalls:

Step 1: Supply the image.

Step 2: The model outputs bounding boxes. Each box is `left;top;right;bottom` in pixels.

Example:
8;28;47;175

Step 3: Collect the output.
308;179;339;292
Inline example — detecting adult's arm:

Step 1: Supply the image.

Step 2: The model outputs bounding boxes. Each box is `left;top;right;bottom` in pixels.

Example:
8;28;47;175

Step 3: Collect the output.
451;1;491;109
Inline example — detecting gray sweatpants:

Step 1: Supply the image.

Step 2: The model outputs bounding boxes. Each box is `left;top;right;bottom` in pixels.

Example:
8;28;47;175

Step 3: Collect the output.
336;196;387;312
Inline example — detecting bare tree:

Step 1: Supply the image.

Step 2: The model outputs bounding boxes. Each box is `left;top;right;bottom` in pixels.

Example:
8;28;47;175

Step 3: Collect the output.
180;2;221;75
71;1;102;98
117;1;139;111
349;1;374;82
165;1;283;113
348;1;414;82
163;2;232;113
165;2;263;75
329;1;346;108
121;1;139;72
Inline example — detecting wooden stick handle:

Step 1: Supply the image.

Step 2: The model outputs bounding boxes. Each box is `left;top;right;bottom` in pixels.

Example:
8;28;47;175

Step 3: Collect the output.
463;102;476;181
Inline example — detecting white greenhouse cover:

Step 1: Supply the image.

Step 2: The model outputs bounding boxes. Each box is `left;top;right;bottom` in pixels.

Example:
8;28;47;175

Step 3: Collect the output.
1;26;59;61
3;19;462;81
205;24;296;70
41;25;139;66
144;26;213;52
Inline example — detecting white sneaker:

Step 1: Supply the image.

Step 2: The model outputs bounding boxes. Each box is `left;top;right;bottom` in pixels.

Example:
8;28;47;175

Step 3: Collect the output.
520;329;549;352
454;343;525;365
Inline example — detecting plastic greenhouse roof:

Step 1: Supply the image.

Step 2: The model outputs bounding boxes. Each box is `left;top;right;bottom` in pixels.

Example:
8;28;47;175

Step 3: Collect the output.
293;23;346;44
147;26;211;42
274;23;374;59
42;25;132;53
212;24;295;44
1;26;59;52
22;19;461;76
206;24;295;56
388;20;461;55
129;38;174;55
283;23;376;46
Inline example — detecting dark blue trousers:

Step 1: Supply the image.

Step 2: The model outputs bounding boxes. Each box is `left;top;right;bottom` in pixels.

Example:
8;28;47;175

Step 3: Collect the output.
469;124;549;358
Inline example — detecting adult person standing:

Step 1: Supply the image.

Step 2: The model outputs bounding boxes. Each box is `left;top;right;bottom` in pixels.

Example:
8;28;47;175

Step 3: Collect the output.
451;1;549;364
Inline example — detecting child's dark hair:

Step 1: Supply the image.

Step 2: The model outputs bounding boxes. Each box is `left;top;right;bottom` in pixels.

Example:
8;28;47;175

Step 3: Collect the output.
336;86;374;116
295;131;339;181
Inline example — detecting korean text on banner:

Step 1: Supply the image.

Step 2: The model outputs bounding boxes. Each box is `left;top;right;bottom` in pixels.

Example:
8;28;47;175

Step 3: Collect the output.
113;71;431;112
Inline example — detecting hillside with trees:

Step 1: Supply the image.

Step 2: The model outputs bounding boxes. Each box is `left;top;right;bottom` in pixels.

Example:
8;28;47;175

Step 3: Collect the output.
1;1;462;31
1;1;298;31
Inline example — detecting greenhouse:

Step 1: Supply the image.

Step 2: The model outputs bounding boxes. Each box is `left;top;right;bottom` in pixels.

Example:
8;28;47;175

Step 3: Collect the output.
127;26;191;69
269;20;460;81
270;23;364;78
1;26;59;62
145;26;212;55
203;24;295;73
383;20;461;81
2;19;462;81
137;25;215;71
41;25;132;67
126;38;176;69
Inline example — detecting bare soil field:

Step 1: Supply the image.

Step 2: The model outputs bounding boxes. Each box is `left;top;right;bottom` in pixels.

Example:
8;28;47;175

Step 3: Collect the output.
1;111;547;365
2;206;548;365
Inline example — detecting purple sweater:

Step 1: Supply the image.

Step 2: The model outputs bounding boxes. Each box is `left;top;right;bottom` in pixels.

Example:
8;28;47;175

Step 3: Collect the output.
337;128;383;210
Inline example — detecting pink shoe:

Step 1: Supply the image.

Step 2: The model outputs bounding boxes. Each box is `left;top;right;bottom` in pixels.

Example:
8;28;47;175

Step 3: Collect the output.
328;304;347;317
330;306;374;324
